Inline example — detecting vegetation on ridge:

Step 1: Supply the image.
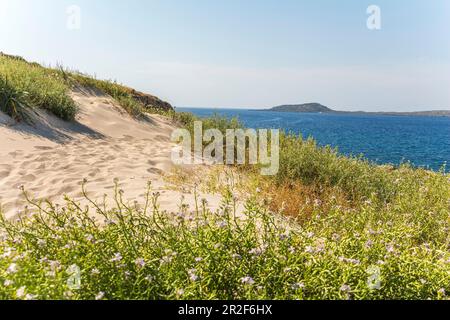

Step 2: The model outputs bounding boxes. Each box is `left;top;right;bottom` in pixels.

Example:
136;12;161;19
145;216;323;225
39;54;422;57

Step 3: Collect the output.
0;53;173;122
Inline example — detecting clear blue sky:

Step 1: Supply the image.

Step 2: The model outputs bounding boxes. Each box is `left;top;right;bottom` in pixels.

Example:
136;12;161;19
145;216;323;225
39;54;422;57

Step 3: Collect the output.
1;0;449;111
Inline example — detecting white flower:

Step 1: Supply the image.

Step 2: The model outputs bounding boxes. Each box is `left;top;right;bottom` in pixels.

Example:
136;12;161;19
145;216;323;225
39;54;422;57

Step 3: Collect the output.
340;284;351;292
305;246;314;254
49;260;61;271
291;282;305;290
438;288;446;296
386;244;395;254
134;258;146;268
91;268;100;275
110;253;123;263
95;292;105;300
176;289;185;297
37;239;46;247
25;294;38;300
195;257;203;263
240;276;255;285
145;275;154;282
16;286;26;298
160;255;173;264
7;263;18;274
188;269;199;282
216;221;228;228
4;279;13;287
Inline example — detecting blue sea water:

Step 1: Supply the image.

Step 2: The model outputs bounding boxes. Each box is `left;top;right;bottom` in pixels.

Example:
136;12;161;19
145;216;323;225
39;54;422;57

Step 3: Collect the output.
178;108;450;171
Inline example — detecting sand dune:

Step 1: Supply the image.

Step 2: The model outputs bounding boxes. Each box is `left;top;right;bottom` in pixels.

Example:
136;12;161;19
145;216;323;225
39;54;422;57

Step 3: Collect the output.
0;88;224;218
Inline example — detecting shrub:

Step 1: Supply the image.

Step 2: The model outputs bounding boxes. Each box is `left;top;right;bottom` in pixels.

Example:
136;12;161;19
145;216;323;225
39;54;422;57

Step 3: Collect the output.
0;56;77;120
0;182;448;300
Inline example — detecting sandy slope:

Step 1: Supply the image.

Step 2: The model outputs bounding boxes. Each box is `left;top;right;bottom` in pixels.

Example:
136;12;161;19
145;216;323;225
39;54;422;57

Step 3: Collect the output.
0;88;224;218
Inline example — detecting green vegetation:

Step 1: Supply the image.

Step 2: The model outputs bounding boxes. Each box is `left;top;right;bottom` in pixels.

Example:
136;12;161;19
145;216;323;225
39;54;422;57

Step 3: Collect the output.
0;55;77;120
0;54;171;121
1;53;449;300
0;179;448;300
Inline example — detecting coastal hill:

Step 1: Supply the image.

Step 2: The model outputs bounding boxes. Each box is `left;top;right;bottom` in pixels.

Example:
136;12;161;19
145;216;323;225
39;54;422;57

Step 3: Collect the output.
266;103;450;117
271;103;332;113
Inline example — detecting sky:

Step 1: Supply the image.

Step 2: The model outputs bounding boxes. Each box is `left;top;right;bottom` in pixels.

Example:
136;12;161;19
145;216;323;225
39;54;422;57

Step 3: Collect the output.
0;0;449;111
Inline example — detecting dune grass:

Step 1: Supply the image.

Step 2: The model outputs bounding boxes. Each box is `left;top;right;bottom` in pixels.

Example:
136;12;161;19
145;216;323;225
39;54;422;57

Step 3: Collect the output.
0;55;77;121
0;54;172;121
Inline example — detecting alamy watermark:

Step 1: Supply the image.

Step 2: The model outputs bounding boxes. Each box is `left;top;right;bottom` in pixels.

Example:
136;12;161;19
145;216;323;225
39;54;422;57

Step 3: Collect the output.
171;122;280;176
367;5;381;30
66;5;81;30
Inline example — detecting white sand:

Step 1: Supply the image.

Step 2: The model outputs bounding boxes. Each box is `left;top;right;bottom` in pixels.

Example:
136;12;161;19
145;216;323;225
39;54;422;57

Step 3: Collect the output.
0;88;224;218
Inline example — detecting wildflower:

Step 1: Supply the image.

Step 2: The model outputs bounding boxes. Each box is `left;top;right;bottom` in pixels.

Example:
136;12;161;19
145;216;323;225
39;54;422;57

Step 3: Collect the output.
105;219;116;226
188;269;199;282
195;257;203;263
7;263;18;274
216;221;228;228
279;231;290;241
365;240;374;248
25;294;38;300
232;253;242;260
240;276;255;286
306;232;314;239
4;279;13;287
438;288;446;296
249;247;264;256
1;247;14;258
176;289;185;297
134;258;146;268
16;286;26;299
37;239;46;247
91;268;100;275
386;244;395;254
291;282;305;290
331;233;341;242
110;253;123;263
339;257;361;265
85;234;94;242
340;284;351;293
95;292;105;300
305;246;314;254
160;255;173;265
145;275;154;282
288;246;296;254
49;260;61;271
284;267;292;273
255;187;261;194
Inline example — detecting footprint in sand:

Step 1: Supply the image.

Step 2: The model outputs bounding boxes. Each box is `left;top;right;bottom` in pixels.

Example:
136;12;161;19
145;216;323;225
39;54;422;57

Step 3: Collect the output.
0;171;10;179
147;168;163;175
34;146;54;151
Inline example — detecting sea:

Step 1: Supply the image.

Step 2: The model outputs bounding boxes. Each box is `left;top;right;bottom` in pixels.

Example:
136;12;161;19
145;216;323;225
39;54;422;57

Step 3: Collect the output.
178;108;450;172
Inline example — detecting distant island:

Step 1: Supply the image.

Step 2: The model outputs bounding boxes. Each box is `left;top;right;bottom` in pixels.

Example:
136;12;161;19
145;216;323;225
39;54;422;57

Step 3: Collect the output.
264;103;450;117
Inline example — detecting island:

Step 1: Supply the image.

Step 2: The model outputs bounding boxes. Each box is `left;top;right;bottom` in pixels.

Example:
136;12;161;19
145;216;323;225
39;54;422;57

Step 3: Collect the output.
261;103;450;117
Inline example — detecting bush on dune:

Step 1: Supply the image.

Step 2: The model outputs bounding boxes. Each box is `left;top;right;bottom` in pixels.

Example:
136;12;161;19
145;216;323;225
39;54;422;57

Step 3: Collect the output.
0;55;77;121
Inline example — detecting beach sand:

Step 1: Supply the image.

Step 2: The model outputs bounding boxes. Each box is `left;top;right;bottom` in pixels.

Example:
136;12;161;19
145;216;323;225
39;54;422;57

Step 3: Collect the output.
0;87;225;218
